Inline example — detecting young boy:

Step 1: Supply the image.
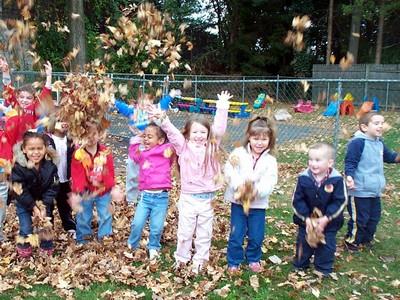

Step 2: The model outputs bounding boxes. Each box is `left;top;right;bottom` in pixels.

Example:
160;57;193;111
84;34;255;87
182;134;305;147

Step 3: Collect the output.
293;143;347;276
345;112;400;251
70;122;116;244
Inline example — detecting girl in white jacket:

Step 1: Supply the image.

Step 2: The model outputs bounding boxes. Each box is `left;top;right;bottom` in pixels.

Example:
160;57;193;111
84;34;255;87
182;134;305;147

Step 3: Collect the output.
224;116;278;273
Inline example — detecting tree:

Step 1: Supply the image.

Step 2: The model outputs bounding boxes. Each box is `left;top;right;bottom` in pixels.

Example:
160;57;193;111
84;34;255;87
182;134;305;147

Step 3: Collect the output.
326;0;334;64
68;0;86;71
375;0;384;64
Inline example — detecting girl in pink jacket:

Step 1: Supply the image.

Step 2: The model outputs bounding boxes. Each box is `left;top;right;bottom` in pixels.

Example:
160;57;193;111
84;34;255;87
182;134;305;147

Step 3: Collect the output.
127;123;175;260
151;91;232;274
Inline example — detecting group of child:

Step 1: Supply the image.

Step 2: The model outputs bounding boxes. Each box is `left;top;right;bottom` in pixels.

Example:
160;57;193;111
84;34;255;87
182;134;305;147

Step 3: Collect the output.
0;56;399;277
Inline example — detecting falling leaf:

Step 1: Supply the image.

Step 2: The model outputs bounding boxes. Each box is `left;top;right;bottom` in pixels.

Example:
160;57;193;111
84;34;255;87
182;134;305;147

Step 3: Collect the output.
339;52;354;71
183;78;192;90
71;13;80;19
300;80;310;93
330;54;336;64
184;64;191;72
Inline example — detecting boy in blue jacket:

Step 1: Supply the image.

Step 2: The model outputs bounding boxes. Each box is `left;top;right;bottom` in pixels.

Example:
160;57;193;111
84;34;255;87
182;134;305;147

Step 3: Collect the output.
293;143;347;276
345;112;399;251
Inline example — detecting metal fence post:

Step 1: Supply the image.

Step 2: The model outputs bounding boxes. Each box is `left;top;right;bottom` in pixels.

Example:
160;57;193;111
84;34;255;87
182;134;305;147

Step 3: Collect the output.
364;65;369;100
242;76;245;102
385;82;389;111
333;80;342;161
194;75;198;99
276;74;280;101
142;74;146;93
56;75;60;104
327;82;330;106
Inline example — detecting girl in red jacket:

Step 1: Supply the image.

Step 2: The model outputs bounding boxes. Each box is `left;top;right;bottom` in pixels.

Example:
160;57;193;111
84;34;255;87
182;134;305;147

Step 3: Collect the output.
70;122;120;244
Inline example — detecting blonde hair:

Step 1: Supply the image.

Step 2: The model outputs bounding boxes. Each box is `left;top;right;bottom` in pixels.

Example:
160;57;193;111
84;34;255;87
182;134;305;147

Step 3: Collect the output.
308;142;335;160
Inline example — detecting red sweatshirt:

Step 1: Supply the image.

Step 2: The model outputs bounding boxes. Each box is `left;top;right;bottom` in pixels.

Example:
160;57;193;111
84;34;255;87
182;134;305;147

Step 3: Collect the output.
71;144;115;196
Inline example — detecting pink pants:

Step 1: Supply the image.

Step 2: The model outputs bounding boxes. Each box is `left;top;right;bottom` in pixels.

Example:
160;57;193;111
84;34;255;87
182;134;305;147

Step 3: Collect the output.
174;193;214;265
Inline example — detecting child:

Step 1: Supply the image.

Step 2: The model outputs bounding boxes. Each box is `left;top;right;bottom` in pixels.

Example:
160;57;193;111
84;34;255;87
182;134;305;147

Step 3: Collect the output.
0;160;8;243
127;123;175;260
70;122;116;244
0;58;53;161
345;112;399;251
293;143;346;276
11;131;59;257
224;116;278;273
113;89;179;204
45;119;76;235
151;90;232;274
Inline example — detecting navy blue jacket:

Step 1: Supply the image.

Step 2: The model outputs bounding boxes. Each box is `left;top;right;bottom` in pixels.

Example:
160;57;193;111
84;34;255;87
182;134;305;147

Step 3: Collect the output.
292;168;347;232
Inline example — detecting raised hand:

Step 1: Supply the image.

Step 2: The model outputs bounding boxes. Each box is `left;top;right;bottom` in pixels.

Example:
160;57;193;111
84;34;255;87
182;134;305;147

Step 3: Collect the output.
217;90;233;102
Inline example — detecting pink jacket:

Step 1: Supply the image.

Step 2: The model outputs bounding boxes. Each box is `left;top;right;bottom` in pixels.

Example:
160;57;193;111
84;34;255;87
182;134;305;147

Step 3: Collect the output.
160;100;229;194
129;141;175;191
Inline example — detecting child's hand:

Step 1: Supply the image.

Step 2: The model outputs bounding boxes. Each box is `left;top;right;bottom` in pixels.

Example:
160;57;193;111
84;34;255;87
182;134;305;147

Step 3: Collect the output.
68;193;82;211
305;217;313;232
44;61;52;77
346;176;355;189
0;57;9;73
111;185;125;203
217;90;233;102
315;216;329;234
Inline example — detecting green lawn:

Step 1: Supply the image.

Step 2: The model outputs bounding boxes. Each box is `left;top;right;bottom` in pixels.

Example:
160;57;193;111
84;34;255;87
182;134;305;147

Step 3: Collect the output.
1;112;399;299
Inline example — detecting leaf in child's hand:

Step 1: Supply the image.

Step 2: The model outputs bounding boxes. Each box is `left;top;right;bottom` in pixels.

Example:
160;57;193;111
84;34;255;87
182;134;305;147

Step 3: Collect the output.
12;182;23;195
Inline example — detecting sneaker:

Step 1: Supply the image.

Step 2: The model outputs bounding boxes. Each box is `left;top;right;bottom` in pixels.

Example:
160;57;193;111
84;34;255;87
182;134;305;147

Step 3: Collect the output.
249;262;262;273
227;265;240;275
16;243;32;258
362;241;373;250
149;249;159;260
67;229;76;239
344;241;359;252
191;262;203;275
40;247;54;256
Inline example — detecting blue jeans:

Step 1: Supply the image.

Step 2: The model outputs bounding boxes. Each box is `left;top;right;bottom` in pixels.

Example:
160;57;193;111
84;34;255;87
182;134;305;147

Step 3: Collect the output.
76;192;112;244
126;157;139;204
227;203;266;267
16;202;54;248
294;226;337;275
128;191;169;250
0;181;8;241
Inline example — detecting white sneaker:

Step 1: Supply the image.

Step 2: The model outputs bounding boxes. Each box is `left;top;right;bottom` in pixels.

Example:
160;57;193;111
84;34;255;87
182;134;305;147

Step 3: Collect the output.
149;249;159;260
67;229;76;240
191;262;203;274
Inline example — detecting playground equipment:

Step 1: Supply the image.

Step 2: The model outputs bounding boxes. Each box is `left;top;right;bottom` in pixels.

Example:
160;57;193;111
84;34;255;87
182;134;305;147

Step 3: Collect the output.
293;99;314;113
356;96;380;119
253;93;266;109
176;96;251;118
340;92;355;116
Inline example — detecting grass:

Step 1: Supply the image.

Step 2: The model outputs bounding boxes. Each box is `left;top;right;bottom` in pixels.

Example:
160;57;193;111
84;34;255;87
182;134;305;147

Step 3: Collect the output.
1;111;399;299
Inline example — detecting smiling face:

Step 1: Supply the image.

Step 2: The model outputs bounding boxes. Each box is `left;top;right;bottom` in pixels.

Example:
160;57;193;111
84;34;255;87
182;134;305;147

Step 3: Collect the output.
142;125;165;150
361;114;385;138
189;122;209;146
17;90;35;109
308;148;334;178
249;134;270;157
22;137;46;166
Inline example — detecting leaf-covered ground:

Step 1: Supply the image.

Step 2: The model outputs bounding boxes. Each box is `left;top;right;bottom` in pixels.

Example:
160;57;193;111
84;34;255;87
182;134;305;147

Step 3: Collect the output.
1;109;399;299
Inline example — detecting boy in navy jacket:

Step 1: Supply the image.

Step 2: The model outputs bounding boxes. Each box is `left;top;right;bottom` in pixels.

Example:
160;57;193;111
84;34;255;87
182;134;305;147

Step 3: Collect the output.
293;143;347;276
345;112;399;251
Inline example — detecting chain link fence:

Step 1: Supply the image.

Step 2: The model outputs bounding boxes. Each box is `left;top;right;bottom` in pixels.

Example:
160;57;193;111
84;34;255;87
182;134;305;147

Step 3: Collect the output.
3;71;400;153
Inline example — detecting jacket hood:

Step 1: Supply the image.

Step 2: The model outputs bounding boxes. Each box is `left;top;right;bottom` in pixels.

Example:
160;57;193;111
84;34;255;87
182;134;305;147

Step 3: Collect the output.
353;130;378;141
300;167;341;179
13;141;59;167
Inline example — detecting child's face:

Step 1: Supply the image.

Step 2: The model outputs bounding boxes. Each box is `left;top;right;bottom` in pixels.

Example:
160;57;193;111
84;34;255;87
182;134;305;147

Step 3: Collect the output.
18;91;35;109
249;133;270;156
86;126;100;147
143;126;164;150
23;137;46;165
189;122;208;146
361;115;384;138
308;148;334;177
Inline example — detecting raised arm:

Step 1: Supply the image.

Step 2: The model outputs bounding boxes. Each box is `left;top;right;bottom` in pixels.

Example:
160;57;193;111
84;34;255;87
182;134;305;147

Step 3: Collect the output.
212;91;231;139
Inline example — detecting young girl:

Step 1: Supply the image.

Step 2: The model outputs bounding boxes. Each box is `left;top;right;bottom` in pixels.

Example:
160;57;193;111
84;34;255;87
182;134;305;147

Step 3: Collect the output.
127;123;175;260
224;116;278;273
70;122;119;244
45;119;76;236
151;90;232;274
11;131;59;257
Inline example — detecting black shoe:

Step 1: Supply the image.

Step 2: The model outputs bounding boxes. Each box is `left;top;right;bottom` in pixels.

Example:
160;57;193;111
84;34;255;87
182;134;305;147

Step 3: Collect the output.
362;241;373;250
344;241;359;252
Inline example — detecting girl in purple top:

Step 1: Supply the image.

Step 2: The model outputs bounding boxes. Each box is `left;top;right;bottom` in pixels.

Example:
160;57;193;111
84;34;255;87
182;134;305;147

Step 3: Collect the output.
127;123;175;260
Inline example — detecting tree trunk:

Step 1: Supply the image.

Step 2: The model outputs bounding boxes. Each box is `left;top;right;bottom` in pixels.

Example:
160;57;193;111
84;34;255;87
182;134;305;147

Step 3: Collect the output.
68;0;86;71
326;0;334;64
375;0;384;64
348;3;361;63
